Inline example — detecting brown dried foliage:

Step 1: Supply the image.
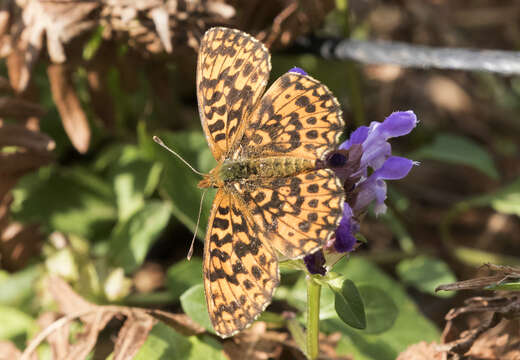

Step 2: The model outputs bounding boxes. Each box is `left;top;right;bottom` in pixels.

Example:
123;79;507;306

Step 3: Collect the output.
0;0;332;153
21;276;206;360
0;77;52;271
399;265;520;360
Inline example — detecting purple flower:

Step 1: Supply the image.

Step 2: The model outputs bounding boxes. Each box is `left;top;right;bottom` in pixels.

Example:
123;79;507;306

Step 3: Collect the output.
334;204;358;253
304;250;326;276
289;67;307;76
338;111;418;214
305;111;418;275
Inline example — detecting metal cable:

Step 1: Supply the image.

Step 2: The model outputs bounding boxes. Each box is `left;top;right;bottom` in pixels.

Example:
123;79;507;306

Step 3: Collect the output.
292;37;520;75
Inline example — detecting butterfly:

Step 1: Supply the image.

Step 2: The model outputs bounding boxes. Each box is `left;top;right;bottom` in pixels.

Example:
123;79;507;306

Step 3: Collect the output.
196;27;345;337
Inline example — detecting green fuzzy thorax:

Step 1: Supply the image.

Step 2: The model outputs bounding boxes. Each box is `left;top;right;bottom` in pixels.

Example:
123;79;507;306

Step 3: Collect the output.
219;157;316;182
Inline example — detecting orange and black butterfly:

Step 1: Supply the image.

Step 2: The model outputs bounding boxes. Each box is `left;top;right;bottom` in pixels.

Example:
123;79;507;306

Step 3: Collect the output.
196;27;345;337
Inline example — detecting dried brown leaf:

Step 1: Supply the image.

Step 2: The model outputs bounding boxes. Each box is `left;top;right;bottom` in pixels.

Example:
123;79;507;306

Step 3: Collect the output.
0;150;54;176
397;341;443;360
37;312;70;359
27;277;115;360
0;122;54;151
436;264;520;292
66;310;114;360
426;76;472;113
1;222;42;271
144;310;205;336
47;276;96;317
467;319;520;360
113;311;157;360
47;64;90;153
0;97;44;118
0;340;21;360
0;77;12;94
6;51;33;94
149;7;172;53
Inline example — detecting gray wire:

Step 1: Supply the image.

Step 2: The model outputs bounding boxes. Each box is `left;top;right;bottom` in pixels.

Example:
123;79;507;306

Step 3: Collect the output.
297;37;520;75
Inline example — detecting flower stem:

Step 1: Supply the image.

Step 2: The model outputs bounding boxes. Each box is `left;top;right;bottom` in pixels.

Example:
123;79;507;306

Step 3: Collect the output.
306;275;321;359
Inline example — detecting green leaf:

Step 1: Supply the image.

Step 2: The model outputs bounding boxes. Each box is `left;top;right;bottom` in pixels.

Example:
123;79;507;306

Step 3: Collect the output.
135;322;225;360
133;321;191;359
12;166;116;239
332;279;366;329
110;201;171;273
153;131;216;240
0;266;39;307
83;25;104;60
396;256;456;298
187;335;226;360
486;279;520;291
180;284;214;334
358;286;398;334
327;258;439;360
166;258;203;302
108;145;163;222
411;134;499;179
0;305;37;343
489;178;520;216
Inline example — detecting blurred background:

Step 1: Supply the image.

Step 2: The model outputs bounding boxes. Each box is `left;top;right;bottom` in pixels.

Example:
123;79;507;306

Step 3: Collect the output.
1;1;519;359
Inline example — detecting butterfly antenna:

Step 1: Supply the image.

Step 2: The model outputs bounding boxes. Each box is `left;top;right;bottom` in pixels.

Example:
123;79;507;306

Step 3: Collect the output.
187;189;208;260
153;136;205;176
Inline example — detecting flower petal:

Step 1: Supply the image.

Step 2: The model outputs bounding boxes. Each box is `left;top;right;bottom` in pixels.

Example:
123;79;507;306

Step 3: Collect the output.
304;251;326;275
289;67;307;76
334;204;358;253
373;156;415;180
376;111;417;139
340;126;369;150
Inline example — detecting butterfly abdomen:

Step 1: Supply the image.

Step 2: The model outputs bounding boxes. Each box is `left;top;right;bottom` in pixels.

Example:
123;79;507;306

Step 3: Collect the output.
220;157;315;182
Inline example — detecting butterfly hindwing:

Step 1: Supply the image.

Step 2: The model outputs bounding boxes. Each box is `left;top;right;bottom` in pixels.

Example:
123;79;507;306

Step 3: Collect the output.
203;189;279;337
237;169;344;258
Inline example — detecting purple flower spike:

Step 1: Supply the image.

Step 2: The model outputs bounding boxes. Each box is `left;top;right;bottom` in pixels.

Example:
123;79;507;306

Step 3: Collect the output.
289;67;307;76
334;204;358;253
340;111;417;176
304;251;326;275
304;110;418;275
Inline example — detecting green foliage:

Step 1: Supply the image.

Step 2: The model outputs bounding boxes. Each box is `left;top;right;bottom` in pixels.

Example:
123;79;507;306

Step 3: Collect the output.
0;305;38;345
327;258;439;360
110;201;171;273
332;279;366;329
12;166;116;239
357;286;398;334
396;256;456;298
180;284;214;334
135;322;225;360
152;131;216;239
166;258;203;302
0;266;39;307
411;133;499;179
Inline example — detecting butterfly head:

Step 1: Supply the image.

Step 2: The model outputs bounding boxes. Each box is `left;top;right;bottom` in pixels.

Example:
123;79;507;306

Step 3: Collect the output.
197;165;223;189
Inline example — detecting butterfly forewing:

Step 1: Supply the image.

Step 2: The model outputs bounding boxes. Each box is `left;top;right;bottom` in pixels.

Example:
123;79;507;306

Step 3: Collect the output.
203;190;279;337
197;27;271;161
237;72;343;160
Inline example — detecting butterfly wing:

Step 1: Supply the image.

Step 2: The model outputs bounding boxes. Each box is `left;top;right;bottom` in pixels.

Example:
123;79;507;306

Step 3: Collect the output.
236;71;344;161
197;27;271;161
234;71;345;258
236;169;344;258
203;189;279;337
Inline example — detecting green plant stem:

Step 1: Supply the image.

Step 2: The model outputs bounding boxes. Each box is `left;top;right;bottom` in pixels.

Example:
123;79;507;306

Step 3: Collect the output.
306;276;321;360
